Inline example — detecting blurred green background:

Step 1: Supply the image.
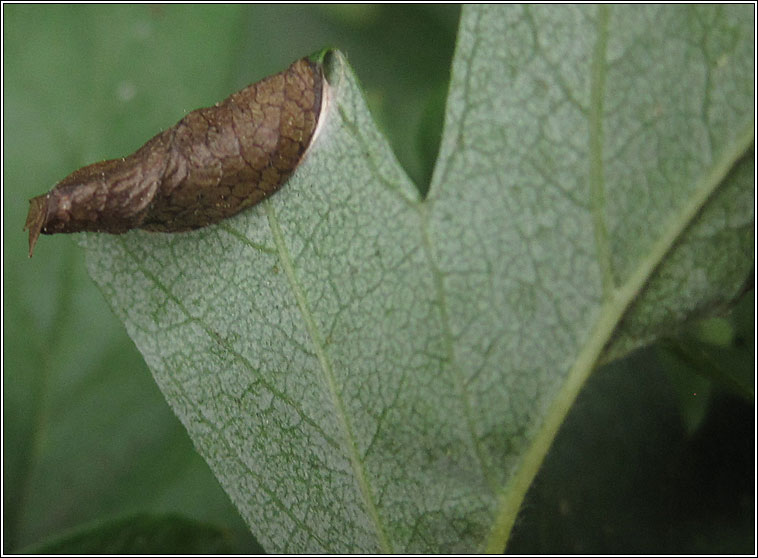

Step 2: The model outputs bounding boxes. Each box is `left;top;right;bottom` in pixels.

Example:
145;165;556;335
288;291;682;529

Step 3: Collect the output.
3;5;753;554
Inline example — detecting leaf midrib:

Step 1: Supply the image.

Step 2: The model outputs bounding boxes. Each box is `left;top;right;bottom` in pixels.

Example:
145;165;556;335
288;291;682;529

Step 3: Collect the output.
264;201;393;553
484;120;755;552
588;5;614;299
115;239;337;549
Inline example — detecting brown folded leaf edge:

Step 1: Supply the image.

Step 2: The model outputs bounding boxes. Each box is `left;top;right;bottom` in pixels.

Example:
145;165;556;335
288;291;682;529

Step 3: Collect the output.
25;55;327;257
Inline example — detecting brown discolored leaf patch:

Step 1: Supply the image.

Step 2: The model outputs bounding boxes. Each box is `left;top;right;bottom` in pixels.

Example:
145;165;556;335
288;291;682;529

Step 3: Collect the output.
24;57;325;257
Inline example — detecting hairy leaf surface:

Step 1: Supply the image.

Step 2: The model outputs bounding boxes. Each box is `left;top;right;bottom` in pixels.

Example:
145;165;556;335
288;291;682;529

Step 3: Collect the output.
79;5;753;553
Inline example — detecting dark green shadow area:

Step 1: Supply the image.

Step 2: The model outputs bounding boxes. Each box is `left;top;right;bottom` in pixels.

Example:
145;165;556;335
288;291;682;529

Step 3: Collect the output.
507;292;755;554
18;513;263;555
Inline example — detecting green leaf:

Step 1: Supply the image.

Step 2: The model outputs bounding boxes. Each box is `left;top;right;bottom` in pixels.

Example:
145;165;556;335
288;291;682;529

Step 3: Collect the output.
3;5;268;553
428;7;752;551
18;514;241;555
6;4;753;554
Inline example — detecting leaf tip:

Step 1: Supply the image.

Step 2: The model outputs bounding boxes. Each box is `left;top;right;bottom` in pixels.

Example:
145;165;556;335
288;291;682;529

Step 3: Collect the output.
24;194;48;258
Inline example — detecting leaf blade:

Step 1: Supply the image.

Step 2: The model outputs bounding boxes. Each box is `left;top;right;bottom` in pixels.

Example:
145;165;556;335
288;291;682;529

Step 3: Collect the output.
428;4;754;550
77;4;754;553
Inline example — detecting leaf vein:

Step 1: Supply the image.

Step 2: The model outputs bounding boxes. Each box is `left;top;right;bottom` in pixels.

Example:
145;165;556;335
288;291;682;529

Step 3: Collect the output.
588;5;615;299
264;201;394;553
117;239;343;450
417;203;499;493
484;116;754;553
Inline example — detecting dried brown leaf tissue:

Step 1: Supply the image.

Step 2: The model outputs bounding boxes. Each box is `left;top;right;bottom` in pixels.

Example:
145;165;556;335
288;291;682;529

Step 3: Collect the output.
24;56;327;257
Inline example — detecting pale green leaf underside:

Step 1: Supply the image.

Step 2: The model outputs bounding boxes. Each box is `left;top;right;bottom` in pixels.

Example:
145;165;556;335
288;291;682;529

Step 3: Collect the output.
82;5;754;553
